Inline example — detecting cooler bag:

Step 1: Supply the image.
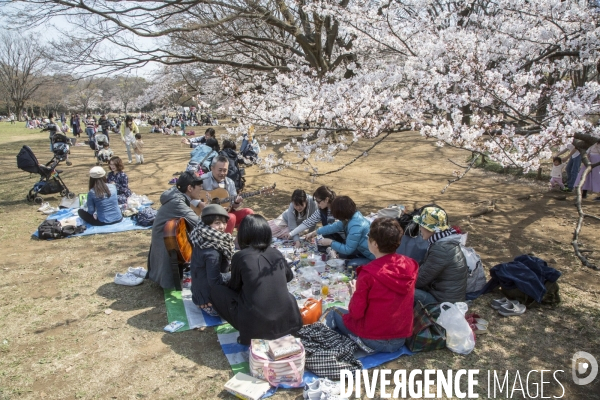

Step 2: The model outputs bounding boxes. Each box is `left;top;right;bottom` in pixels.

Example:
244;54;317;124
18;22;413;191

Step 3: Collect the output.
249;339;305;387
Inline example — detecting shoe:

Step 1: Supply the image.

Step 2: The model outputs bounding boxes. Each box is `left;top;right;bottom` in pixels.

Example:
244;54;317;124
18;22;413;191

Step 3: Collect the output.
114;272;144;286
128;160;132;164
200;304;219;317
303;379;343;400
127;266;147;278
561;188;571;192
490;297;520;310
303;379;322;400
66;161;72;166
42;207;59;215
498;302;526;316
594;197;600;202
168;178;177;185
37;202;51;212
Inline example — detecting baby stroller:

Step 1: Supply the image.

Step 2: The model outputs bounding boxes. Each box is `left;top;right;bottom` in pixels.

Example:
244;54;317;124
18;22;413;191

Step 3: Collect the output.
16;145;75;204
51;133;72;166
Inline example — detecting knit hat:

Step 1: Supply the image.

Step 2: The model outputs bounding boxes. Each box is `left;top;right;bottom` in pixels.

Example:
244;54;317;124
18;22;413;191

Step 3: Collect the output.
89;166;106;179
413;206;449;232
201;204;230;220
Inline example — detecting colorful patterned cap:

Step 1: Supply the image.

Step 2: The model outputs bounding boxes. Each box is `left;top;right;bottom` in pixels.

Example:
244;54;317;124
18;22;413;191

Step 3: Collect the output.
413;207;449;232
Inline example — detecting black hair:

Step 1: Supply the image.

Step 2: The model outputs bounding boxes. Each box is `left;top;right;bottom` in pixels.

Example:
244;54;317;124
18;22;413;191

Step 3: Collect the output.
206;137;220;152
553;156;562;164
135;133;142;140
237;214;271;251
222;139;236;150
313;186;336;205
330;196;357;221
201;214;229;226
205;128;216;138
291;189;308;218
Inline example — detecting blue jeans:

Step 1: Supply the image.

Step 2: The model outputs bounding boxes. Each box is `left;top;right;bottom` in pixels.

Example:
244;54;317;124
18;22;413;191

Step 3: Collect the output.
566;154;581;190
324;307;406;353
414;289;437;306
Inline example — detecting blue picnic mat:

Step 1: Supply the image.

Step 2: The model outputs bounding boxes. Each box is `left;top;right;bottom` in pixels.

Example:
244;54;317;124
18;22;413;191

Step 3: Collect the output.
32;208;151;238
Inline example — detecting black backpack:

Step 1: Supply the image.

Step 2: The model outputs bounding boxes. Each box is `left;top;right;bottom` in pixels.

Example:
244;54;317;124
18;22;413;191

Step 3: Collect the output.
38;219;64;239
38;219;86;239
219;149;246;191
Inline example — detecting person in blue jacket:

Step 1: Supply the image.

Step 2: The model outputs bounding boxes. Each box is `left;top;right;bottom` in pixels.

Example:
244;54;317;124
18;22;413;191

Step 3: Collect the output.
78;166;122;226
307;195;374;267
187;138;219;173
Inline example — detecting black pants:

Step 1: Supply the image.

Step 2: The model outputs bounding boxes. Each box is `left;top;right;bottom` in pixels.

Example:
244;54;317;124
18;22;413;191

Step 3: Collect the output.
210;285;246;341
318;232;346;253
78;209;122;226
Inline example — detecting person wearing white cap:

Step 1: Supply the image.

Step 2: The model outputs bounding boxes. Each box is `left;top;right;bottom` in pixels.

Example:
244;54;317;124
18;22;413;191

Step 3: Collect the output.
77;166;122;226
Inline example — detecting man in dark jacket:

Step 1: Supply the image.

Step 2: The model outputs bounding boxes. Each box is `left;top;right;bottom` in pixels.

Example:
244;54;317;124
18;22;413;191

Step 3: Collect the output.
147;172;201;289
98;114;111;141
413;207;468;305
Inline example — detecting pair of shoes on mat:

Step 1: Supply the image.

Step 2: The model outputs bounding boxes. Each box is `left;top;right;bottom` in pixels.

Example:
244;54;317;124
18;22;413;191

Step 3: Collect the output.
491;297;526;316
304;378;347;400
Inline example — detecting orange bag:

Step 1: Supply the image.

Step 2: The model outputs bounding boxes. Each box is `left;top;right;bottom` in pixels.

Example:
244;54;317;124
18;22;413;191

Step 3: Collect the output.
300;298;322;325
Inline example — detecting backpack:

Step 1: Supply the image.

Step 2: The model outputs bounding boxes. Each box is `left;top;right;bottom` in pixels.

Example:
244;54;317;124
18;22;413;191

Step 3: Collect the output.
38;219;64;239
219;149;246;191
135;207;157;226
61;225;87;236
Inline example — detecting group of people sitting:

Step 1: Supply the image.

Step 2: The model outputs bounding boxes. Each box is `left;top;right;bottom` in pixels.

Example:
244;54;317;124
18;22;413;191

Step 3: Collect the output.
145;173;469;350
77;157;134;226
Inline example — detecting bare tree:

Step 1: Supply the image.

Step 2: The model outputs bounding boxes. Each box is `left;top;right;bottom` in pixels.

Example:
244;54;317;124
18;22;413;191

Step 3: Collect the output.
0;32;50;121
1;0;355;78
109;75;148;115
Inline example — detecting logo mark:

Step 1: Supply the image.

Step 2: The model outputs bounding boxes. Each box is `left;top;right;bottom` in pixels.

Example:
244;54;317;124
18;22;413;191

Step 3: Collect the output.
572;351;598;385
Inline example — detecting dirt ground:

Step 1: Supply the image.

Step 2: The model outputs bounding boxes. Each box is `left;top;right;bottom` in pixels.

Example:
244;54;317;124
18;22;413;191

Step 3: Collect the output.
0;123;599;399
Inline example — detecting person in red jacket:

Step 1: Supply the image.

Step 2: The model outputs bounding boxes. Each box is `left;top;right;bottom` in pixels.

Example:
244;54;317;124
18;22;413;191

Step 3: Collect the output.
323;217;418;352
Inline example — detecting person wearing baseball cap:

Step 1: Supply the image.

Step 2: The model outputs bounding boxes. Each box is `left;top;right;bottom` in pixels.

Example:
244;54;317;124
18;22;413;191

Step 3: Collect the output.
412;206;468;305
187;204;234;316
77;166;122;226
147;171;201;289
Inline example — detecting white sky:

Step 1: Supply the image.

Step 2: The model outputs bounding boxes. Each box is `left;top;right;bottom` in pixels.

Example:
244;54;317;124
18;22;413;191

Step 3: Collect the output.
2;12;159;78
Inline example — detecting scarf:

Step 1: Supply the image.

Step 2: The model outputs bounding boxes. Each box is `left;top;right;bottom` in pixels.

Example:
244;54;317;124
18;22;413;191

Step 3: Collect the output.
188;222;235;261
428;227;458;245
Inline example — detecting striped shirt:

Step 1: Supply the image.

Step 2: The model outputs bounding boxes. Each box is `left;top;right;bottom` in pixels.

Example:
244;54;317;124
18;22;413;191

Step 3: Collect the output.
288;208;333;237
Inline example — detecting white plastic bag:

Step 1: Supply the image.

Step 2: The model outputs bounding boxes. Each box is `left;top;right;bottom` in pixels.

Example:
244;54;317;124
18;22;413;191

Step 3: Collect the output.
436;302;475;355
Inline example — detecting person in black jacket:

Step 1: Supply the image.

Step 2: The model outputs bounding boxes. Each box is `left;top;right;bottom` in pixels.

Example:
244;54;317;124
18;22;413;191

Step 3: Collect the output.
188;204;235;316
211;214;303;345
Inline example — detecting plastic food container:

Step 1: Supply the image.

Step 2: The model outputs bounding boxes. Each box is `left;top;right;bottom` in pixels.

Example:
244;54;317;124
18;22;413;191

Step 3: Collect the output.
313;261;326;273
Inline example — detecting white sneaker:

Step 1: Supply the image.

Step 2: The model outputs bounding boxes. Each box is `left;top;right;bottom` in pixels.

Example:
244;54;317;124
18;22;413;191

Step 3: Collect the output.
114;272;144;286
37;202;51;212
303;380;322;400
127;266;148;278
303;379;344;400
42;207;58;215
